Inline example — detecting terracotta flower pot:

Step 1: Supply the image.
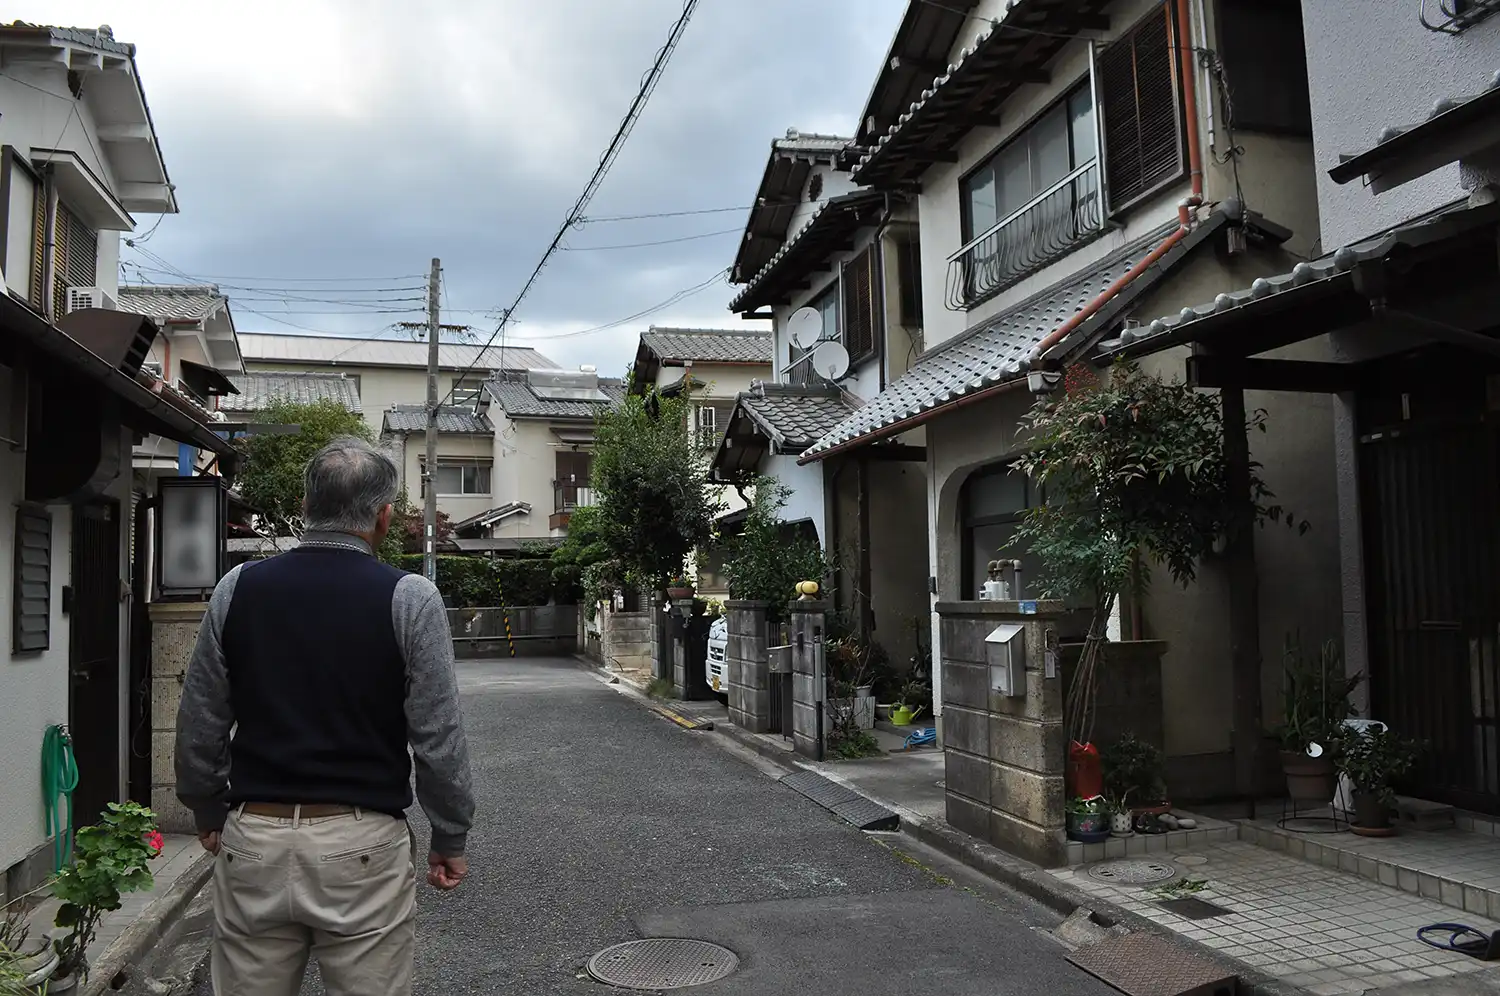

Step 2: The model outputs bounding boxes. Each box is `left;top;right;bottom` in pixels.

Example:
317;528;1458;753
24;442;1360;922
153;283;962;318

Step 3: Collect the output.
666;587;694;599
1351;791;1395;836
1281;750;1338;802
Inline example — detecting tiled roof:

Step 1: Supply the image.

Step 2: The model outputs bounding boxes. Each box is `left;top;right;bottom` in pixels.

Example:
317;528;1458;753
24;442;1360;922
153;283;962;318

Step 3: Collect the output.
0;22;134;56
239;333;556;372
221;371;361;414
1328;68;1500;188
803;219;1205;460
118;284;226;322
739;386;858;452
639;327;772;364
485;377;626;419
729;191;886;313
773;130;854;155
383;405;493;434
451;502;531;531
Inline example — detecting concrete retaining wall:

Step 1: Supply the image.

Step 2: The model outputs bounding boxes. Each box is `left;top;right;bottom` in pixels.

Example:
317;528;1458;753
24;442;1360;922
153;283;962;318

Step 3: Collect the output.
727;601;772;732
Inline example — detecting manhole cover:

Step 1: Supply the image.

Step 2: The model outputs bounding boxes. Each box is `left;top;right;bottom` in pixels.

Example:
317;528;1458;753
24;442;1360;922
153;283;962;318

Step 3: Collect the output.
1086;859;1179;886
587;939;739;990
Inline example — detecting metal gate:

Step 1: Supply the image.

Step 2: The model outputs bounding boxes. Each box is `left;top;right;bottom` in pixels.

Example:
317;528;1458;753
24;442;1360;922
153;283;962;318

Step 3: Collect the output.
1361;417;1500;813
69;498;122;824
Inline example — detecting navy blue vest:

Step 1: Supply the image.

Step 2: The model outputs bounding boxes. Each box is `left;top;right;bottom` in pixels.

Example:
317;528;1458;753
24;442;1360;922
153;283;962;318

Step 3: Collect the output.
219;546;411;816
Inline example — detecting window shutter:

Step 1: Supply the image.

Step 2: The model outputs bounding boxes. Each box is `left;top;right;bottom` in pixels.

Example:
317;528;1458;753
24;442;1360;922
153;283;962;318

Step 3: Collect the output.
50;202;99;317
841;248;878;361
1099;2;1185;211
28;189;45;311
13;504;51;653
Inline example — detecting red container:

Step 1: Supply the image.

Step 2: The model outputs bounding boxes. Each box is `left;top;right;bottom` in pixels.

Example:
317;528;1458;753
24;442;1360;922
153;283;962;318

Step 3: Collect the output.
1067;740;1103;798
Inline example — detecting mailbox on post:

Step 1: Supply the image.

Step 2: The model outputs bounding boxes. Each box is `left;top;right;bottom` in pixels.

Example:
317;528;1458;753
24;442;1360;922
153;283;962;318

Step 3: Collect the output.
986;623;1026;698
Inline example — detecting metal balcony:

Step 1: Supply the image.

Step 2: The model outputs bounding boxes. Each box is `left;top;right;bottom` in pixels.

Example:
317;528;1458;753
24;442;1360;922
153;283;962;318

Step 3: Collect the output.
945;159;1105;312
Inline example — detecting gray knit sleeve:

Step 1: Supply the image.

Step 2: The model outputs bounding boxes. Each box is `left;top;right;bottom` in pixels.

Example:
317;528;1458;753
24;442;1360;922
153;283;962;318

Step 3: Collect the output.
392;573;475;856
175;564;244;834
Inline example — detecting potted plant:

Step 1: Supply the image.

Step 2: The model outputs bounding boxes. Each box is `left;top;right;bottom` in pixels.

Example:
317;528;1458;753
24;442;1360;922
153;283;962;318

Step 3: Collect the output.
1101;734;1169;819
666;574;695;599
1067;796;1110;843
1274;636;1362;802
49;803;164;991
891;678;931;727
1338;727;1424;836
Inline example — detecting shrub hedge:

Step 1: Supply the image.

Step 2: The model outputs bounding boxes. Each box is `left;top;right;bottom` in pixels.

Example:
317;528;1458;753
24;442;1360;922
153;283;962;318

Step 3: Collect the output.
393;555;578;608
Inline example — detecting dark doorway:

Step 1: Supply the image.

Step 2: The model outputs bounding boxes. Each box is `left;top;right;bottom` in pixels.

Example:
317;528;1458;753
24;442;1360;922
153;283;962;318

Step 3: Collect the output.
69;498;122;825
1361;375;1500;813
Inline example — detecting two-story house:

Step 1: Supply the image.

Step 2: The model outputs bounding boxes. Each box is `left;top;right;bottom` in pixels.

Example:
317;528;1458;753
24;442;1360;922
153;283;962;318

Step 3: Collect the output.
627;326;772;596
474;367;626;551
712;130;931;666
237;331;558;529
1108;0;1500;816
0;22;236;898
789;0;1342;805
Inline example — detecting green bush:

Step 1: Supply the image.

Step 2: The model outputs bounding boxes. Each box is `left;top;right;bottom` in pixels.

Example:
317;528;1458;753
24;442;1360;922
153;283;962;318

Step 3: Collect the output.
393;555;577;607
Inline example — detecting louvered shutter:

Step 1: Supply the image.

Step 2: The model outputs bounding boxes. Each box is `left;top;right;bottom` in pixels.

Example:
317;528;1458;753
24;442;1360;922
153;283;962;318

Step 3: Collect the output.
28;190;45;311
13;504;51;653
841;248;878;361
53;203;98;316
1099;2;1186;211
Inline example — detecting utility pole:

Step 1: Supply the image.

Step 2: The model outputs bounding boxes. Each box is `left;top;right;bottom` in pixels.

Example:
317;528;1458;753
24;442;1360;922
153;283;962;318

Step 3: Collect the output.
423;258;441;583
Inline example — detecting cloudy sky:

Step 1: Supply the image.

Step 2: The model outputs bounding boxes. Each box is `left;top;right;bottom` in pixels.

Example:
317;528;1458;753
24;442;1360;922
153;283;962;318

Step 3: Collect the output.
49;0;907;374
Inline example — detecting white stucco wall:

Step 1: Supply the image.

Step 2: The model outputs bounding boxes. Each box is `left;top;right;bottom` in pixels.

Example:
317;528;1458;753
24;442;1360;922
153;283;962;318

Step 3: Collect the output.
1301;0;1500;248
762;454;826;544
0;444;72;874
489;415;583;541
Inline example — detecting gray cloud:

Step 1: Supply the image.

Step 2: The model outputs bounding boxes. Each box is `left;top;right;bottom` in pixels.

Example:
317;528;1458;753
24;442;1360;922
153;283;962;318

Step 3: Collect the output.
65;0;906;374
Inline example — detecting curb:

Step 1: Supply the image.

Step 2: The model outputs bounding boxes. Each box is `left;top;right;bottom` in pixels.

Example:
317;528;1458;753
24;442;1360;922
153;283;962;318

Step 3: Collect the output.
649;705;715;731
577;656;714;732
83;849;214;996
707;717;1304;996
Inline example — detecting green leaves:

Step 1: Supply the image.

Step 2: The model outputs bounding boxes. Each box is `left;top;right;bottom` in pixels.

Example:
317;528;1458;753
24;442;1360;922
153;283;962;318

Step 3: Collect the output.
1010;360;1305;604
235;399;376;536
720;479;829;621
51;802;162;978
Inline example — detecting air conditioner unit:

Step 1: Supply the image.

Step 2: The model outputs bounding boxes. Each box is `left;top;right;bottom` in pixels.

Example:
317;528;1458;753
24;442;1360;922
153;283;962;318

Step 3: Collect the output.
66;286;118;313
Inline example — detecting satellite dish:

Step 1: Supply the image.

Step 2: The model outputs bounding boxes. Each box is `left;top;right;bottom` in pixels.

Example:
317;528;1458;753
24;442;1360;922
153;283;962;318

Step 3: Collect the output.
788;307;823;349
812;340;850;381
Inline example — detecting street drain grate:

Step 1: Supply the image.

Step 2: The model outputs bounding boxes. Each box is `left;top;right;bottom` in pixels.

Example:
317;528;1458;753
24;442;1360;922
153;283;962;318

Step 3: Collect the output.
1086;859;1180;886
1157;897;1233;920
587;939;739;990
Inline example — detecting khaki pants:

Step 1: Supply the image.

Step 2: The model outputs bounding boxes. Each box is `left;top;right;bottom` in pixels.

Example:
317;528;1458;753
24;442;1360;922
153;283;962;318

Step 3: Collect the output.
211;807;416;996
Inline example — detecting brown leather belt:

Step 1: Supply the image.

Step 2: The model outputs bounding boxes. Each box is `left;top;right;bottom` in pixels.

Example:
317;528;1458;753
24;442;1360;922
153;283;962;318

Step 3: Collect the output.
240;802;356;819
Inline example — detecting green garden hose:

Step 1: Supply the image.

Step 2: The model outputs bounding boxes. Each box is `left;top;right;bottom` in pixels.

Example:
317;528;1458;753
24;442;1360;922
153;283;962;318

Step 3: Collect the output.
41;725;78;871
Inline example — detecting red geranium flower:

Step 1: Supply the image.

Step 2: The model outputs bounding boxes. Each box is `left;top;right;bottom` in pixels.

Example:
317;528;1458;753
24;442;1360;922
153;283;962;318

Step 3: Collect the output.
145;830;164;854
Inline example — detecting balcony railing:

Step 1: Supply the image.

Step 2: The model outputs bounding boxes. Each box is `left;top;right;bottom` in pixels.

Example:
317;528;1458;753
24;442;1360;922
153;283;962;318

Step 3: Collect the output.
553;482;595;513
945;159;1105;312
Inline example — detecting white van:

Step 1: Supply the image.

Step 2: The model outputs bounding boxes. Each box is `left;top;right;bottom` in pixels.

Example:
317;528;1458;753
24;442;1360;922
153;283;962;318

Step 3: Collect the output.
706;615;728;695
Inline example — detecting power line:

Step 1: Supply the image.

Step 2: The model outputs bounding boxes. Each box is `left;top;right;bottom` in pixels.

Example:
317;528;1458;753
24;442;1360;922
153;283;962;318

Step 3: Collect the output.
561;227;741;252
504;268;729;342
441;0;704;405
580;205;752;224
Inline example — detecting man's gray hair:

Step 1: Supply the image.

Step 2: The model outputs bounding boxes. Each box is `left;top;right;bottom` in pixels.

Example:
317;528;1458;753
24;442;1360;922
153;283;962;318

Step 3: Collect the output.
303;436;400;534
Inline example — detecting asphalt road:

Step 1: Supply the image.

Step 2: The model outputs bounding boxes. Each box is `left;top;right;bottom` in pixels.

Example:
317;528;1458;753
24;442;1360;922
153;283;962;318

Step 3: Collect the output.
188;656;1117;995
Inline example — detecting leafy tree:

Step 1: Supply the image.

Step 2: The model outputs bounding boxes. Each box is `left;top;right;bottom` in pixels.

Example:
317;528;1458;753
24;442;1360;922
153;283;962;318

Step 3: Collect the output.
590;386;720;595
1010;360;1303;745
234;399;375;538
721;479;829;622
549;505;622;616
384;492;453;564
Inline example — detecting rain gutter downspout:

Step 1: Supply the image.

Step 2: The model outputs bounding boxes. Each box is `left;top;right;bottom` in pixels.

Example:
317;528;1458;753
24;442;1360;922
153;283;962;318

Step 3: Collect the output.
801;0;1209;468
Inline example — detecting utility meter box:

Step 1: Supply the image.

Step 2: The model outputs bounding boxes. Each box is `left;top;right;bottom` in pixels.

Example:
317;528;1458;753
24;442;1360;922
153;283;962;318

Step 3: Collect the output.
986;623;1026;698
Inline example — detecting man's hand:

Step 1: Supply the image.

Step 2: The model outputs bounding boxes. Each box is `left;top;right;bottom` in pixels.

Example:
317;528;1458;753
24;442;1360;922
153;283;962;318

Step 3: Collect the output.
198;830;221;856
427;852;467;891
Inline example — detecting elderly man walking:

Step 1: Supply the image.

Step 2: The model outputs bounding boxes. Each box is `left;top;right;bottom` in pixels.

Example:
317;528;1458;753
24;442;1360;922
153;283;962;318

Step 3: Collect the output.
175;437;474;996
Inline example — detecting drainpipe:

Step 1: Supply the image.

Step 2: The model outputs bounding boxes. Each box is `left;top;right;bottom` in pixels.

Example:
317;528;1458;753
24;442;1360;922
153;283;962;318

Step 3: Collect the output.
41;167;58;322
1025;0;1206;369
873;194;895;391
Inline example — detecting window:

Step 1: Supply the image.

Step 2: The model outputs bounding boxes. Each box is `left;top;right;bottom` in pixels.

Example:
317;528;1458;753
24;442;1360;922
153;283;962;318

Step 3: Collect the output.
426;460;491;496
555;451;592;509
841;247;880;362
894;234;923;328
696;404;716;442
13;504;51;653
960;464;1044;600
1097;2;1186;210
963;84;1096;243
791;283;840;385
3;149;38;303
451;375;485;406
51;201;98;318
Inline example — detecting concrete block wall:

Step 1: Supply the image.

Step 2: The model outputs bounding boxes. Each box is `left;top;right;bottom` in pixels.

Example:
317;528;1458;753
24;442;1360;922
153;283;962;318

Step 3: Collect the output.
789;599;828;759
938;601;1067;869
726;601;771;732
600;606;651;673
149;601;208;835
